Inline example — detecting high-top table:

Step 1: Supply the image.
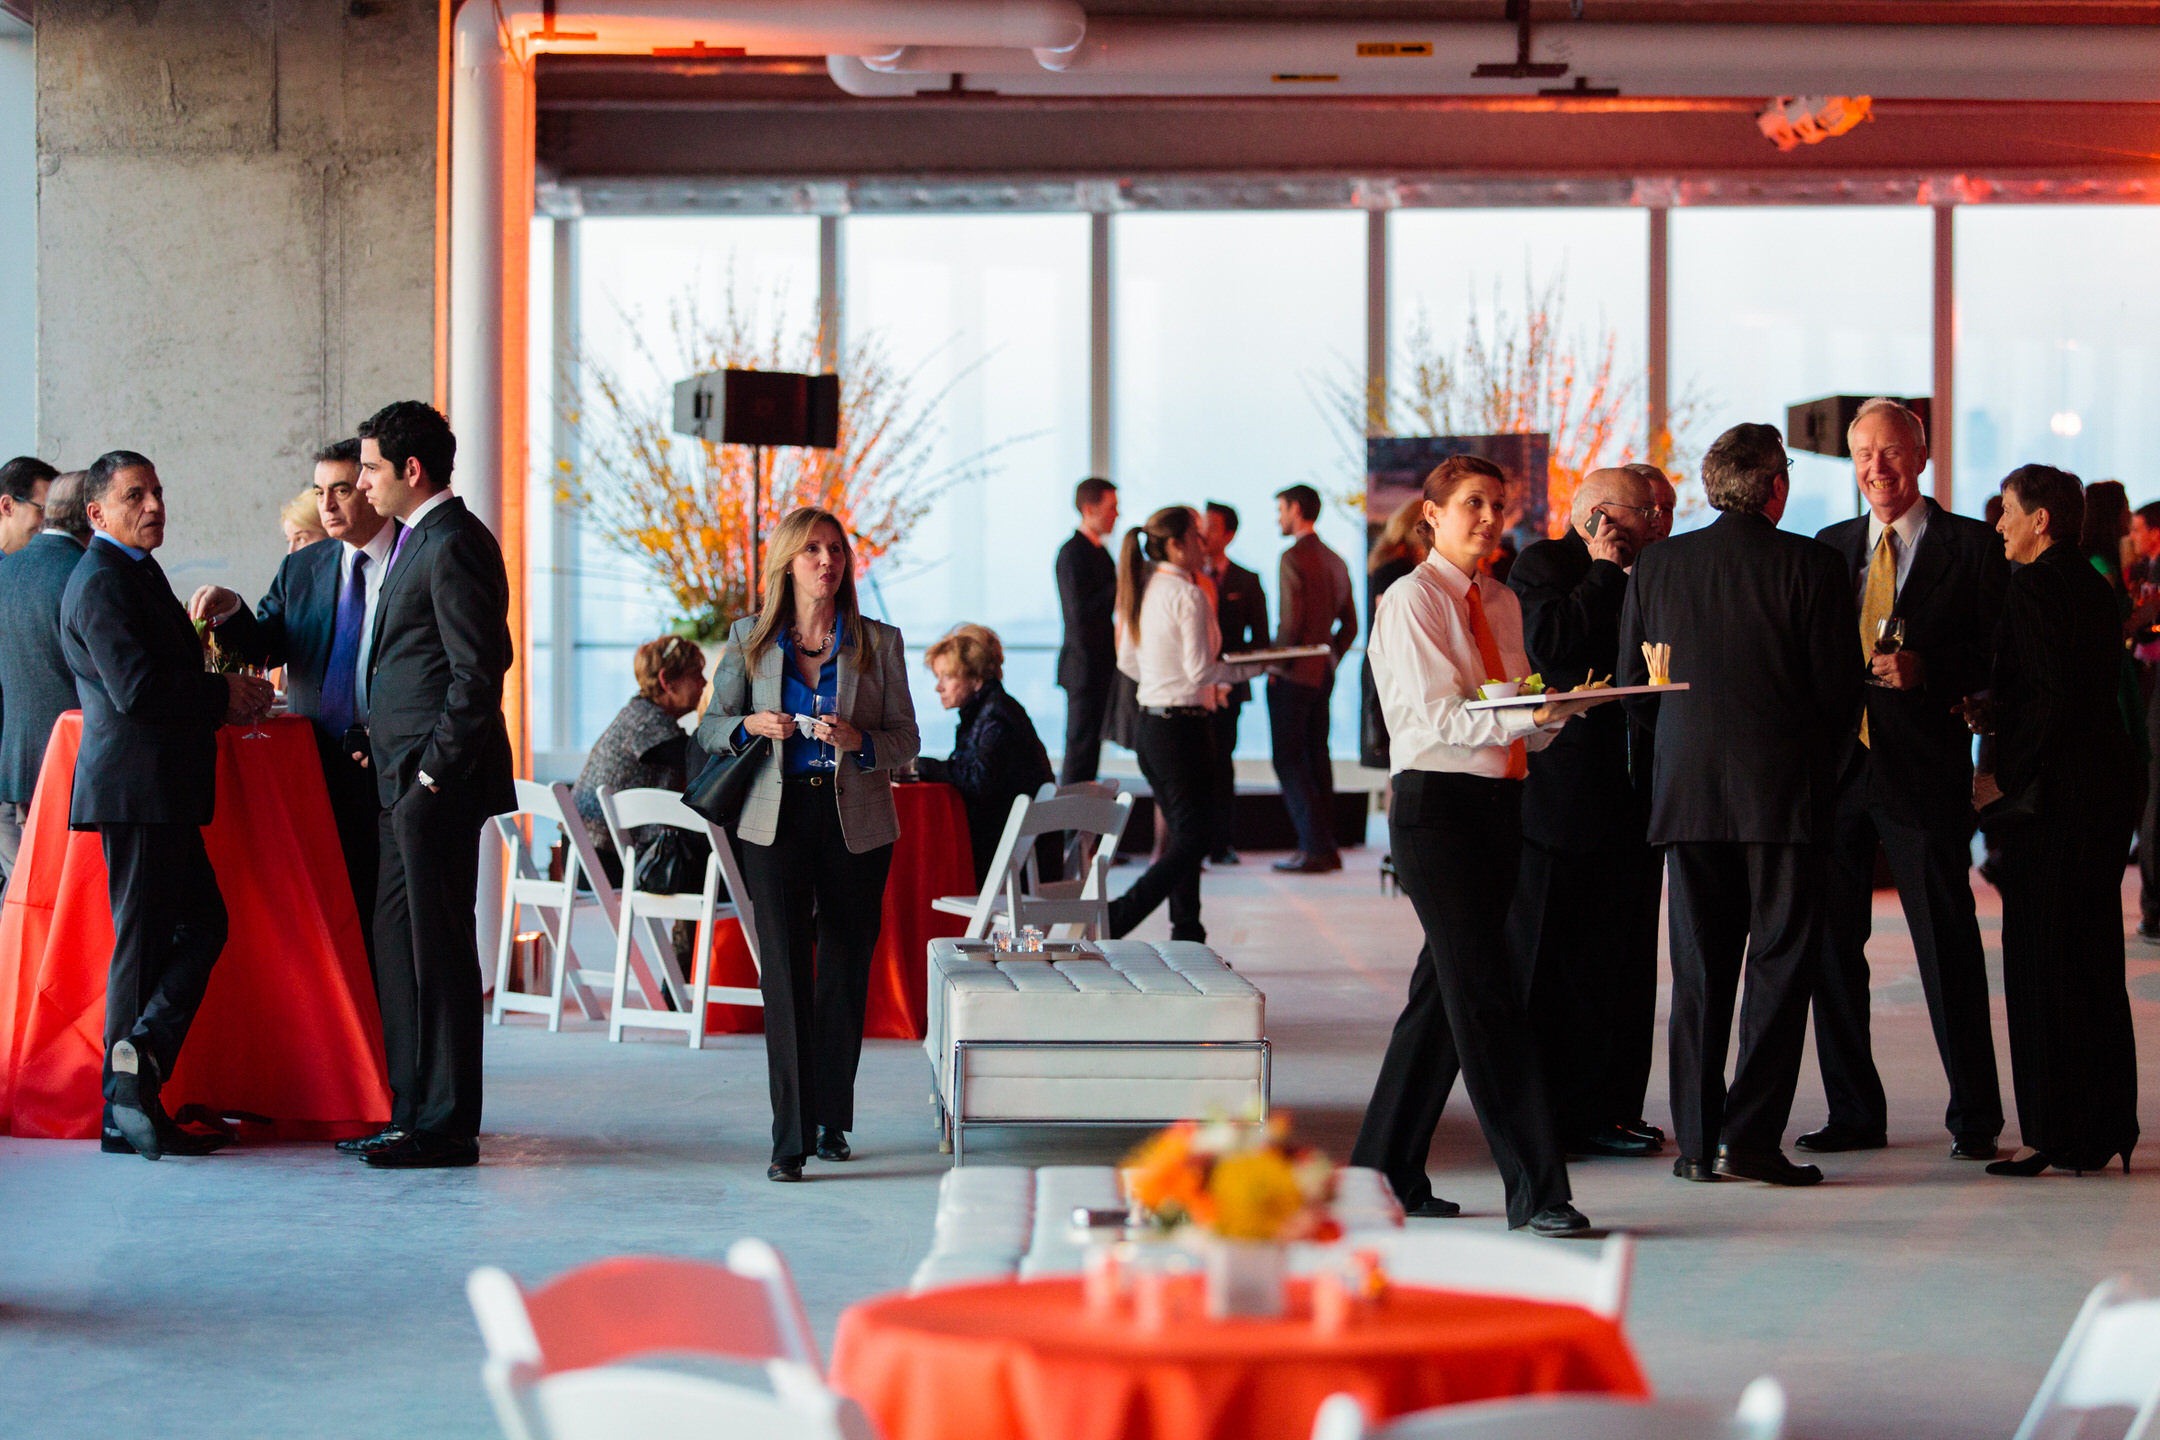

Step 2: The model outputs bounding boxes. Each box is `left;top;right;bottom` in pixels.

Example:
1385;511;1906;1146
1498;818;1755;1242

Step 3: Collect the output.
0;713;391;1140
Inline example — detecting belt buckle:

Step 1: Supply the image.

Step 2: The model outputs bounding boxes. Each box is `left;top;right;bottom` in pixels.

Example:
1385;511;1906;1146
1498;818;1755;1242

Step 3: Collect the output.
804;774;824;787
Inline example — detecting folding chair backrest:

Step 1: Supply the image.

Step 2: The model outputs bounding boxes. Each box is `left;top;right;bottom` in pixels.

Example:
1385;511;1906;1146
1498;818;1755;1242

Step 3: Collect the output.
1314;1377;1783;1440
603;788;711;845
1029;778;1122;886
1360;1231;1633;1321
495;780;571;879
518;1362;878;1440
2015;1279;2160;1440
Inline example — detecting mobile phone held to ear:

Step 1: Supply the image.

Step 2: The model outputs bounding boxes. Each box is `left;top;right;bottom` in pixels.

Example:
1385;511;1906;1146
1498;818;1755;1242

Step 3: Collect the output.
1586;510;1605;537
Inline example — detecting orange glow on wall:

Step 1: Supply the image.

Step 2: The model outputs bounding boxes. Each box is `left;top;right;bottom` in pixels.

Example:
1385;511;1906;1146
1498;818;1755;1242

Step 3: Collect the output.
500;55;534;779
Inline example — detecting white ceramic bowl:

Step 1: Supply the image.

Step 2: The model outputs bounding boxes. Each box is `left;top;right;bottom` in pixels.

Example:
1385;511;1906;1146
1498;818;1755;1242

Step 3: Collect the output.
1479;681;1521;700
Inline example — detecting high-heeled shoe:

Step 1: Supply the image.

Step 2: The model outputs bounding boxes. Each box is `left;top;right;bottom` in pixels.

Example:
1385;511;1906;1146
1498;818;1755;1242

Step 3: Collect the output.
2055;1146;2134;1177
1985;1149;2052;1177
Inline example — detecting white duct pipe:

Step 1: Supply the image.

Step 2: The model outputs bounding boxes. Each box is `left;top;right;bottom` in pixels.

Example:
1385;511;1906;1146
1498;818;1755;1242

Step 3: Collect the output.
489;0;1083;60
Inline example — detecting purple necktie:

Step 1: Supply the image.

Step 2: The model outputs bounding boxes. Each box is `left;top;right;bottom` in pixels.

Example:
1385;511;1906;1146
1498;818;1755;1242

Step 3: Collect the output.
318;552;368;736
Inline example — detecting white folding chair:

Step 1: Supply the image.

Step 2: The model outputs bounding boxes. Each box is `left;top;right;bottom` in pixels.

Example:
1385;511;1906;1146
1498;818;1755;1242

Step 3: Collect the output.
931;789;1135;941
1029;778;1121;889
1311;1377;1785;1440
597;785;760;1048
489;781;617;1031
1353;1230;1634;1322
506;1363;879;1440
2012;1277;2160;1440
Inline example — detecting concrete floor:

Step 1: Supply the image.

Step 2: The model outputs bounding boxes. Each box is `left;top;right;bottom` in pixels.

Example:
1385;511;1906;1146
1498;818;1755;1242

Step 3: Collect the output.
5;839;2160;1439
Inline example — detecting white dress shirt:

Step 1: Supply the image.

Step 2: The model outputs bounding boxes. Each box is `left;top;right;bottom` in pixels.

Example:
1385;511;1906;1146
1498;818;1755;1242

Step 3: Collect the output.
1115;563;1264;708
1865;499;1929;599
1370;553;1564;778
347;520;401;718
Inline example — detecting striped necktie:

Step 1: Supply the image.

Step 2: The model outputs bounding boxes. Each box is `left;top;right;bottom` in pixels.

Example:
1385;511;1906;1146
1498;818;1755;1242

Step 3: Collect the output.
1858;528;1897;747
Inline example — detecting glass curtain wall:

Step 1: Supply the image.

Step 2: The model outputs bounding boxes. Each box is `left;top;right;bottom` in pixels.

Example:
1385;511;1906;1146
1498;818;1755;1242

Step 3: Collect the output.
1954;206;2160;517
1669;208;1932;537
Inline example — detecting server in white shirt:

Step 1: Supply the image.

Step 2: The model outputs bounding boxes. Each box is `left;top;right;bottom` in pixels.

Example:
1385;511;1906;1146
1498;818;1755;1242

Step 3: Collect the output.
1107;506;1269;943
189;439;399;959
1350;455;1614;1237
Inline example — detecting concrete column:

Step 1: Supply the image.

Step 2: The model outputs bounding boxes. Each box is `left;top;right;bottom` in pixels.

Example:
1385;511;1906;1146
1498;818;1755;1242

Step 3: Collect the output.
1089;211;1112;477
0;16;32;460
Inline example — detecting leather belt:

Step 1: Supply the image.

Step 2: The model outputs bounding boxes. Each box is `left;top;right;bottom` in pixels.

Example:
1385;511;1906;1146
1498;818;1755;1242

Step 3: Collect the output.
783;773;831;787
1142;705;1210;719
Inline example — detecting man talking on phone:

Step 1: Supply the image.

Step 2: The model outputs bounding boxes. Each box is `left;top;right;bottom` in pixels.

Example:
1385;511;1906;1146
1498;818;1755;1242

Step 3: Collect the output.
1505;467;1669;1160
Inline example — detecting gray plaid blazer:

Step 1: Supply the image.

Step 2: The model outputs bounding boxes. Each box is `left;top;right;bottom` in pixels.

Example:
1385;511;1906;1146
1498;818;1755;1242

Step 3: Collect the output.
695;613;920;852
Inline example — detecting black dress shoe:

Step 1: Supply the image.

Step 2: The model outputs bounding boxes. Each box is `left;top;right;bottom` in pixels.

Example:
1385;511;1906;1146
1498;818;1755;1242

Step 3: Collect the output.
1271;853;1311;873
1571;1124;1661;1158
1950;1134;2000;1161
1714;1145;1823;1186
1405;1196;1461;1218
1986;1149;2053;1177
1208;849;1241;866
1273;852;1344;874
1523;1203;1592;1236
1672;1156;1721;1182
1618;1119;1667;1144
156;1119;233;1157
336;1126;409;1156
363;1130;479;1169
768;1160;804;1182
1795;1123;1887;1153
105;1040;163;1161
816;1127;851;1161
2139;922;2160;945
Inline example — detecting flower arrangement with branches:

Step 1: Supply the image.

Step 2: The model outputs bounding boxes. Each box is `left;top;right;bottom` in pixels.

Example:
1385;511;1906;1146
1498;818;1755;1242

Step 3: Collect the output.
561;275;1002;643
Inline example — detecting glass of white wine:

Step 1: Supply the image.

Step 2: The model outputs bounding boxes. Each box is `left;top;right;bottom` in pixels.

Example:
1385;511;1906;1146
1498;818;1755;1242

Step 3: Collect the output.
1871;617;1906;686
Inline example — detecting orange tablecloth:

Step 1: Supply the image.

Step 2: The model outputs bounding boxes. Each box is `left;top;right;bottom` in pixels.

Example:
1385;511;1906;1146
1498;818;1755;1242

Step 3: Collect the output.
831;1278;1647;1440
0;713;391;1140
702;781;973;1040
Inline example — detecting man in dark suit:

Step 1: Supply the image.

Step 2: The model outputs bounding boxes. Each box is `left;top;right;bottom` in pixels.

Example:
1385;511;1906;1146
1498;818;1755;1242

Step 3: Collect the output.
61;451;273;1159
0;466;84;881
1201;500;1268;866
1801;399;2008;1161
1507;467;1667;1159
1619;423;1862;1187
1055;477;1119;785
1270;483;1358;873
347;401;514;1169
187;439;396;963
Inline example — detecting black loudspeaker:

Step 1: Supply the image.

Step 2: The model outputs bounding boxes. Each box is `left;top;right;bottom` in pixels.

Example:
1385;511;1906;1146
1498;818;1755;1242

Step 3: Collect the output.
672;370;840;449
1785;394;1933;459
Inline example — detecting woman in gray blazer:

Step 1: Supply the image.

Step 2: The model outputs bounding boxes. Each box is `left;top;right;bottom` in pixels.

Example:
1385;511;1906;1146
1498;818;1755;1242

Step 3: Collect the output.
697;507;920;1182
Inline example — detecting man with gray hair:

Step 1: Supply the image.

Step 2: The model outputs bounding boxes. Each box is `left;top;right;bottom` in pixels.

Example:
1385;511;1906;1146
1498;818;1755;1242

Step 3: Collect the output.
1620;423;1861;1187
0;470;90;878
1801;397;2008;1162
1506;467;1668;1159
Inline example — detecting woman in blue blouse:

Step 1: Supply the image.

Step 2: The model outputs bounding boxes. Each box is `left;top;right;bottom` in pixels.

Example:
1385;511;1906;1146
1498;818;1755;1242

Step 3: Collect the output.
698;508;920;1182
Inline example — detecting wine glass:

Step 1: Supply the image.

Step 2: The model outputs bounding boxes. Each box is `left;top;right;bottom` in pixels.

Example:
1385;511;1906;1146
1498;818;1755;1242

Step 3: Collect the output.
1874;617;1906;656
240;664;271;739
815;694;838;770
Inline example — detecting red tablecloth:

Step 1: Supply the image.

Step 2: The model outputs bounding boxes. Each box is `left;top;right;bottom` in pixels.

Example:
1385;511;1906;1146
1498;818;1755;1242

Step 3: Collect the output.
831;1277;1648;1440
0;713;391;1140
702;781;974;1040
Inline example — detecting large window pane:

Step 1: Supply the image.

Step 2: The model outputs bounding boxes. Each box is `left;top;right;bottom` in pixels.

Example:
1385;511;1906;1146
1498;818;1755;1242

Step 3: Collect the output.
1114;212;1366;756
1955;206;2160;517
1670;208;1932;537
845;215;1091;760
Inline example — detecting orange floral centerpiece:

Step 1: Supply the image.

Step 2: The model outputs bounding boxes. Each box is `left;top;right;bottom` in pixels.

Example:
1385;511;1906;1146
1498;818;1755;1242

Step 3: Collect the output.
1126;1116;1339;1317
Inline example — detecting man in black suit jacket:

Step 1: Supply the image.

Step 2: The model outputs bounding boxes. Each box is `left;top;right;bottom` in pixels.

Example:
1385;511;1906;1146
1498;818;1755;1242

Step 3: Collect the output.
346;402;514;1169
1202;500;1269;865
1801;399;2008;1161
1620;423;1863;1186
1056;477;1120;785
1506;467;1666;1159
0;469;87;881
60;451;273;1159
188;439;397;962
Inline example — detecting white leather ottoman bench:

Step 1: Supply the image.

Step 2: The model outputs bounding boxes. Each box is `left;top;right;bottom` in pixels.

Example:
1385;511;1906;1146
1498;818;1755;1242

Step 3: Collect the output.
924;938;1268;1164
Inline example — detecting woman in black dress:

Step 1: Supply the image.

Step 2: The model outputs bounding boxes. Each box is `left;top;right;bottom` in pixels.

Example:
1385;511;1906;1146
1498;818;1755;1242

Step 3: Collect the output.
918;624;1054;886
1974;464;2140;1177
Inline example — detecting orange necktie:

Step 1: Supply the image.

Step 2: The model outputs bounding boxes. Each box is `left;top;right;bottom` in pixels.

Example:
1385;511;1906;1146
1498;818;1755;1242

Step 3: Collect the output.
1464;583;1528;780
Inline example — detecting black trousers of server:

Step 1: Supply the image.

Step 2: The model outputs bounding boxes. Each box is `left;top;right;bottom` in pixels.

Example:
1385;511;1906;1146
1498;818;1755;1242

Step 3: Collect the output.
1506;839;1663;1143
1813;753;2003;1142
1664;840;1822;1162
1059;677;1111;787
1350;771;1571;1228
1108;711;1215;944
737;778;895;1163
374;782;489;1138
99;823;228;1100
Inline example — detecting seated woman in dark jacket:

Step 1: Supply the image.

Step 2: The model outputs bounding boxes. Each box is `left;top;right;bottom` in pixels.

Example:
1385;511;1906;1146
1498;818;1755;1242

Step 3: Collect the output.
917;624;1055;886
572;634;705;887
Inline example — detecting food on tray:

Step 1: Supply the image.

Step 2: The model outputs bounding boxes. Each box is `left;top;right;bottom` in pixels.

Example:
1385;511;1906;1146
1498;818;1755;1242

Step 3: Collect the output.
1641;642;1673;685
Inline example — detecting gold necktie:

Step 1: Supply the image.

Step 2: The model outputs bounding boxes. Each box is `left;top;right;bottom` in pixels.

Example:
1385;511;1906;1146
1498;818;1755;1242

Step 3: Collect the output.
1858;528;1896;747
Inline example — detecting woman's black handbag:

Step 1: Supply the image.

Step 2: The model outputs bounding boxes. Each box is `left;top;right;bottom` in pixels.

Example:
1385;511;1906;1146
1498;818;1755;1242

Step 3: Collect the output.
634;827;712;897
682;735;771;830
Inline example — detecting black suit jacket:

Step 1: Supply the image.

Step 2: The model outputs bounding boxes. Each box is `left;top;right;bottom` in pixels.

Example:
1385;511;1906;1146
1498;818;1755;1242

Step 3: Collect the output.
59;539;230;828
1619;511;1862;846
1992;541;2135;821
363;496;516;814
216;535;345;734
1056;531;1117;692
1214;558;1269;706
1509;530;1646;852
0;533;89;803
1816;500;2009;829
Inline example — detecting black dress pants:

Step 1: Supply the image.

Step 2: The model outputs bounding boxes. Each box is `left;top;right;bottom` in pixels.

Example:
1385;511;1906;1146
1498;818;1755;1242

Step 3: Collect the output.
100;822;228;1099
1060;676;1111;786
2140;664;2160;928
314;727;382;964
1814;754;2003;1141
737;779;895;1162
1350;772;1570;1228
1108;712;1215;943
1209;702;1242;855
1506;838;1663;1141
1665;841;1821;1161
1268;676;1338;859
374;782;488;1138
